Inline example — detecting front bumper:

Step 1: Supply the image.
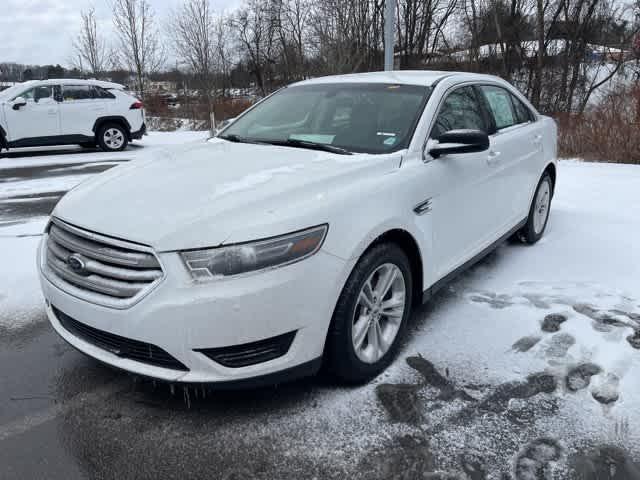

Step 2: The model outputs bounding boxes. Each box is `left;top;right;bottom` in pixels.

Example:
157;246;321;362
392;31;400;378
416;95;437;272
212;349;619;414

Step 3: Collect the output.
39;238;349;384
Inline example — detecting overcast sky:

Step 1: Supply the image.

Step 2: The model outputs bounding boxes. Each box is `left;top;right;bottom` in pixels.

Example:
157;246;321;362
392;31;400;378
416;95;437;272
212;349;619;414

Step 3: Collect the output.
0;0;240;67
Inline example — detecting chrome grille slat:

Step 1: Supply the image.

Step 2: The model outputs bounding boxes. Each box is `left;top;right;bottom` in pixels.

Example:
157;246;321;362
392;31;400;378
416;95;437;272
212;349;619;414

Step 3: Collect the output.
47;251;147;298
44;218;164;308
47;238;161;282
49;224;159;268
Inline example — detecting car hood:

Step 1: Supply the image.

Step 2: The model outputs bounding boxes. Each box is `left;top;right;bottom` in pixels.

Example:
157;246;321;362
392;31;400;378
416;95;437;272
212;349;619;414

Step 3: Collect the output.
53;139;402;251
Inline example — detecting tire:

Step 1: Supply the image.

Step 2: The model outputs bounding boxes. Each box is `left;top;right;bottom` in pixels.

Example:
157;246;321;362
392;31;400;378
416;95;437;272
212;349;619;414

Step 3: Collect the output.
517;172;553;244
325;243;413;383
97;123;129;152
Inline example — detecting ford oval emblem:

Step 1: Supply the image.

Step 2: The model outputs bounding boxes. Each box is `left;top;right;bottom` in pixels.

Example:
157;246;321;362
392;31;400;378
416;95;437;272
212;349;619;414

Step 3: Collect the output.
67;253;87;275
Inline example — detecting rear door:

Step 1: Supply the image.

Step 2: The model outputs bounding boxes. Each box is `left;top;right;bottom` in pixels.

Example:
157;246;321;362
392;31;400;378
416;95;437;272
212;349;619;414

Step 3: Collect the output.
3;85;60;142
59;84;106;137
423;85;501;278
477;85;542;227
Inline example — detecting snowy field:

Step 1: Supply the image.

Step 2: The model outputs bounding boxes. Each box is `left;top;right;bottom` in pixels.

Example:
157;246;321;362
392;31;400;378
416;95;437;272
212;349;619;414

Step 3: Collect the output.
1;132;639;479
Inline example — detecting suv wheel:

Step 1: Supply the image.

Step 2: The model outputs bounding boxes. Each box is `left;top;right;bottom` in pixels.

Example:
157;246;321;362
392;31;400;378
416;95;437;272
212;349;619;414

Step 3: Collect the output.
325;243;413;383
97;123;128;152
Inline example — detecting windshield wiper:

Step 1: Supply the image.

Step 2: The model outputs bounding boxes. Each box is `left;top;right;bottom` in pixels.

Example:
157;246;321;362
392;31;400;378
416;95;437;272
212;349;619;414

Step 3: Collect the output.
218;134;267;145
263;139;353;155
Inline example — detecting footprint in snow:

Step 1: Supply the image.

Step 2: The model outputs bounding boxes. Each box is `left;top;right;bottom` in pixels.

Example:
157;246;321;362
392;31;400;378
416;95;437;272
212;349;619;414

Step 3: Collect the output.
565;363;602;392
591;373;620;405
512;335;541;352
569;444;640;479
541;313;568;332
544;332;576;358
627;330;640;350
512;438;563;480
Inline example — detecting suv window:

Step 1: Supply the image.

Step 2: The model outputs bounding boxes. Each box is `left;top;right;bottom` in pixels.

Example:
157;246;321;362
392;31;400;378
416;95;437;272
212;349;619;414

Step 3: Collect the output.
93;86;116;99
480;85;517;130
62;85;94;101
22;85;55;103
431;86;487;139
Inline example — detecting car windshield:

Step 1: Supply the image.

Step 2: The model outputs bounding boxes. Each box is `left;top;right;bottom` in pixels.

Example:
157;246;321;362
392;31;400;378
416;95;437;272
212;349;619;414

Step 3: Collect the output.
0;82;34;100
221;83;432;154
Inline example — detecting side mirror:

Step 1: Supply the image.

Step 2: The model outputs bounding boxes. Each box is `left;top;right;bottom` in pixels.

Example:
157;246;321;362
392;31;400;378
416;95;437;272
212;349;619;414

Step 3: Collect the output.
428;129;489;158
12;97;27;110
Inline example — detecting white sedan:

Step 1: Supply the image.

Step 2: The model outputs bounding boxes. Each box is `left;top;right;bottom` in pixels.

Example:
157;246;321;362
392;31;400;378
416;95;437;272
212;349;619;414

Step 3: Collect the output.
38;71;557;386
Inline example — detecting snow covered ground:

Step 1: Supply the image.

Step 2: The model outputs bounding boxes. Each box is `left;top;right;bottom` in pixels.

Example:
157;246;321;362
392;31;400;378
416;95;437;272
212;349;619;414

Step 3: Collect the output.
1;134;639;478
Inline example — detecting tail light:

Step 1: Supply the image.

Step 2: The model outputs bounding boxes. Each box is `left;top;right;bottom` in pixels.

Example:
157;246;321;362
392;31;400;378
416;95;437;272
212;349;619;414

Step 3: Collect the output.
130;101;144;110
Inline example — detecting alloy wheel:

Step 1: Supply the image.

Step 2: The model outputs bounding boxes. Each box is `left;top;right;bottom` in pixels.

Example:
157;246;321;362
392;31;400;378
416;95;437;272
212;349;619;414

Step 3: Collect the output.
352;263;406;364
103;128;125;150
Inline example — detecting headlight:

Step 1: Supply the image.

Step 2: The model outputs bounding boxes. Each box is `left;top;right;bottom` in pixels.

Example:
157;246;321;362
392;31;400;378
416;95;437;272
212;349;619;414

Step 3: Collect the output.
180;224;328;281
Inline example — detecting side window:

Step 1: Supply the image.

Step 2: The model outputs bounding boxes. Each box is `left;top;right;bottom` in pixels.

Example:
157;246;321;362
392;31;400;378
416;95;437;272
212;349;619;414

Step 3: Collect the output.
62;85;94;102
510;94;535;124
480;85;517;130
431;86;487;139
93;86;116;99
21;86;54;103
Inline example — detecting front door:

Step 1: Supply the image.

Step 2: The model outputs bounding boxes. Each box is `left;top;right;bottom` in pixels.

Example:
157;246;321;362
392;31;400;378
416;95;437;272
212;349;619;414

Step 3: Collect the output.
421;85;499;279
4;85;60;143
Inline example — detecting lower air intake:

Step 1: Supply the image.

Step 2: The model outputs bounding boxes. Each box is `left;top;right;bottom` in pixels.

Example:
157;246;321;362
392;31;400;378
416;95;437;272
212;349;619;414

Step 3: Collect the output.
53;306;189;372
195;331;296;368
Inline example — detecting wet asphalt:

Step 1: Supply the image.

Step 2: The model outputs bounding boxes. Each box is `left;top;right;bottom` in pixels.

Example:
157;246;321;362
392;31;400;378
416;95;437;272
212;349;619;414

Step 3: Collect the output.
2;148;640;480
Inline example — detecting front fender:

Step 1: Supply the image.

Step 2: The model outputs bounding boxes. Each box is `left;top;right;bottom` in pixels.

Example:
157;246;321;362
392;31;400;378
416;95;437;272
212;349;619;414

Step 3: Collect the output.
320;168;434;293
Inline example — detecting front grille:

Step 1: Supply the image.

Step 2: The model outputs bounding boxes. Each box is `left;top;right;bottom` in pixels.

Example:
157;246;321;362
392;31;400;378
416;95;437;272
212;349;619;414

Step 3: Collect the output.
53;306;189;371
44;218;163;309
195;331;296;368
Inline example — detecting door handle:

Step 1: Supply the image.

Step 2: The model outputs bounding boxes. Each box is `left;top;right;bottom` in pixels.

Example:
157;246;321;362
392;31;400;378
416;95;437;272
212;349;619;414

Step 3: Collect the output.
487;150;501;165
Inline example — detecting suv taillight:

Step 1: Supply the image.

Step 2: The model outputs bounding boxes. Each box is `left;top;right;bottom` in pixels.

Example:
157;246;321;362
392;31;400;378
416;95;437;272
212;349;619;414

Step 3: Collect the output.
130;101;144;110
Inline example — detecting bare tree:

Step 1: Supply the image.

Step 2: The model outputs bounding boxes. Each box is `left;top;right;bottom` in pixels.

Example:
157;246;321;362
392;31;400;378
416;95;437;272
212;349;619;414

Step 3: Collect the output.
113;0;165;98
233;0;276;95
214;14;235;95
73;7;109;76
170;0;217;125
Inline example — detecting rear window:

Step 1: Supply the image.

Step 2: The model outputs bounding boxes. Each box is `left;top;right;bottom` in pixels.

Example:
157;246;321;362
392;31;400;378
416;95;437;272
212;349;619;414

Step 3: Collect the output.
93;86;116;99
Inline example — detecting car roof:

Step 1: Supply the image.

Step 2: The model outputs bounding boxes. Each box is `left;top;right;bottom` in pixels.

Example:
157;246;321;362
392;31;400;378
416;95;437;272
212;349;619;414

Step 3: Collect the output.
290;70;502;88
29;79;127;90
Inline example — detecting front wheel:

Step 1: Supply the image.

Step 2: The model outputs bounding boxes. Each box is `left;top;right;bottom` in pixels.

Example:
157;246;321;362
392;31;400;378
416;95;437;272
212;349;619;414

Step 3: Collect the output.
518;172;553;244
325;243;413;383
97;123;128;152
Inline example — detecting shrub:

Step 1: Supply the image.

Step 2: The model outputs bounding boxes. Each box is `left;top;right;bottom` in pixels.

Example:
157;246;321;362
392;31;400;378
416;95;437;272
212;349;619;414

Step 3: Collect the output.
555;84;640;164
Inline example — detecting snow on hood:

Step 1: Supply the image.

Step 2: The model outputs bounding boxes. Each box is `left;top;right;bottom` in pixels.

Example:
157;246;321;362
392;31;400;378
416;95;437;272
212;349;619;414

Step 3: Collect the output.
53;139;400;251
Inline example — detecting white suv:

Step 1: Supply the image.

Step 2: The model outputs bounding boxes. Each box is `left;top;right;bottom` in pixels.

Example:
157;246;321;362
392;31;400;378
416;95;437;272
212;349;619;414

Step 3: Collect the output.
38;71;557;387
0;79;145;153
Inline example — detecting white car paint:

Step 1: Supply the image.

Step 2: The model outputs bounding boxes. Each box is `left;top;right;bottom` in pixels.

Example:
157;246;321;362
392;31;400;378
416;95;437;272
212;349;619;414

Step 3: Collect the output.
37;71;557;384
0;79;145;151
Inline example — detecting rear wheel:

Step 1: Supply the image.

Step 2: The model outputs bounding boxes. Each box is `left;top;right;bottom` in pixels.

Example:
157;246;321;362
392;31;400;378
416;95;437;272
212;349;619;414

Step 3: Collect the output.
325;243;413;383
517;172;553;244
97;123;128;152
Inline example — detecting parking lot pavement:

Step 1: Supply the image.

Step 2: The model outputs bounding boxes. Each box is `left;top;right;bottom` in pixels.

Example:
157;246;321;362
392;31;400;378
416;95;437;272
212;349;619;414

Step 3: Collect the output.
1;139;640;479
